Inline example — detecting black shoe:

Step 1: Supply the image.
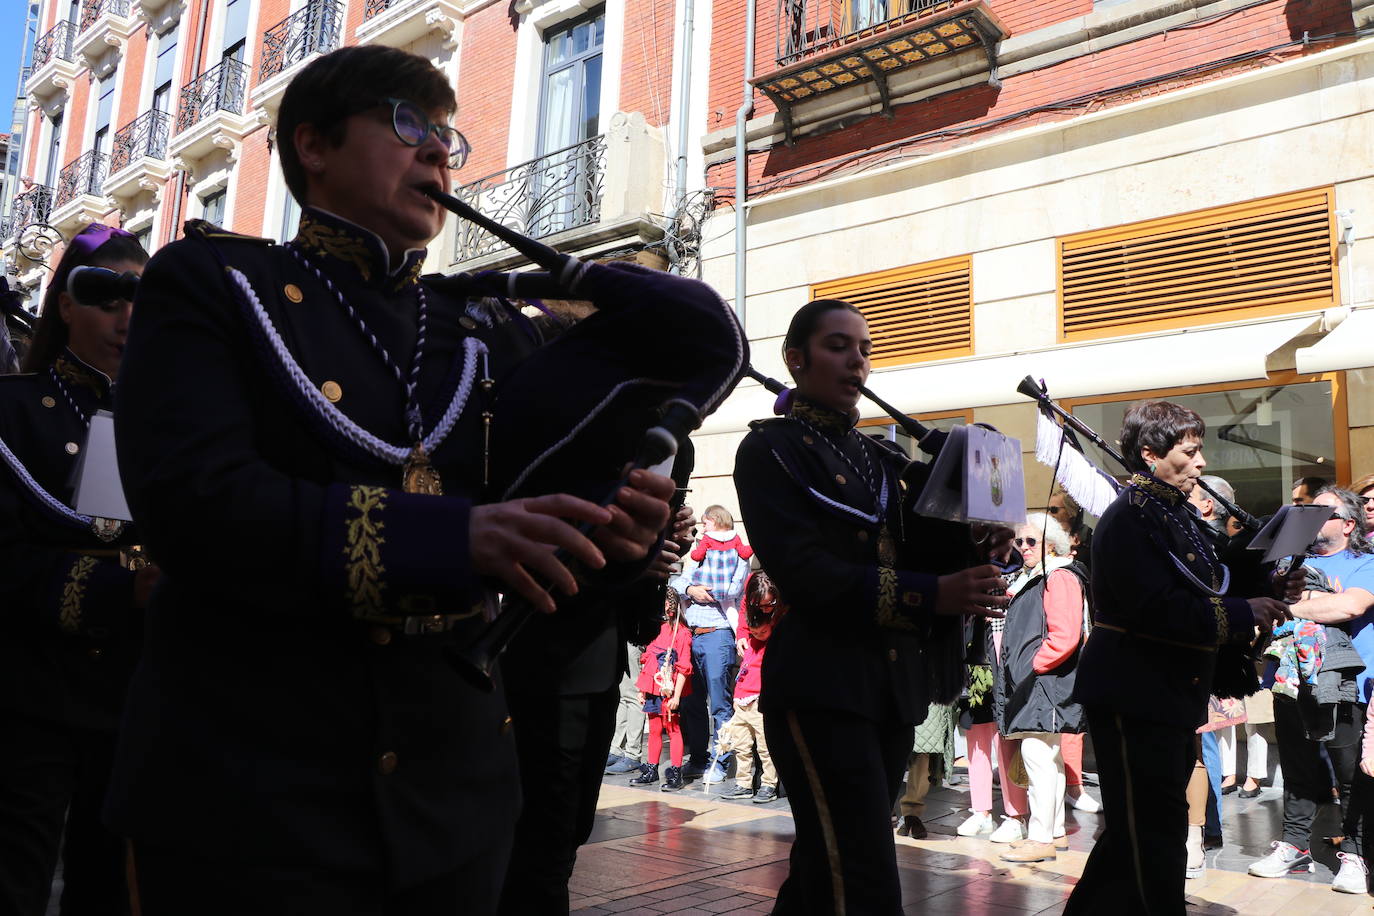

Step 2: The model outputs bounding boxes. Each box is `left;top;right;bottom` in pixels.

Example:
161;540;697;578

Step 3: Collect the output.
630;763;659;786
662;766;684;791
1238;785;1262;799
753;785;778;804
1221;783;1238;795
1204;834;1224;850
897;815;926;839
718;784;754;800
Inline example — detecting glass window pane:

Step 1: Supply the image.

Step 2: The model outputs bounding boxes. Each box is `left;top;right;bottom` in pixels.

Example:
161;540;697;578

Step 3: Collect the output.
1070;380;1337;520
155;24;179;91
222;0;249;54
581;54;601;139
96;76;114;131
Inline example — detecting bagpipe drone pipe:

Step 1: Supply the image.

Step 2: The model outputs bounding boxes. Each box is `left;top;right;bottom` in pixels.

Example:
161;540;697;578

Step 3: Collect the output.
422;188;748;690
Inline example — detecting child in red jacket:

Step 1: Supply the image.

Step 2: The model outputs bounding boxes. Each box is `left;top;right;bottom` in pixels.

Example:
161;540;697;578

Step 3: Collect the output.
631;587;694;791
718;571;786;803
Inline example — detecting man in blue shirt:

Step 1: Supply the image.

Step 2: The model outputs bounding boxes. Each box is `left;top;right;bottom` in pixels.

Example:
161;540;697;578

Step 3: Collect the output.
1249;487;1374;893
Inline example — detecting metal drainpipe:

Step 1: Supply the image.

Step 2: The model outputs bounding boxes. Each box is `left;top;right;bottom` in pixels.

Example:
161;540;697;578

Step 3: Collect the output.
672;0;695;222
169;0;214;243
733;0;756;322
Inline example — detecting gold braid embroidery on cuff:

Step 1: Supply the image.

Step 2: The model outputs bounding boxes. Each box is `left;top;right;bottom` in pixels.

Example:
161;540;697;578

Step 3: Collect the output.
875;566;915;630
344;486;388;619
1211;596;1229;643
60;556;97;633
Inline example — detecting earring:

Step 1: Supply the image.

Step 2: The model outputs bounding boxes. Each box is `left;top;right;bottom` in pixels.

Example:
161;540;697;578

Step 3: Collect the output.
1149;462;1157;474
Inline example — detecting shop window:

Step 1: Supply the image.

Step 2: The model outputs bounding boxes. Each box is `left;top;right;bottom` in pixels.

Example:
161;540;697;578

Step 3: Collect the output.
1066;374;1345;519
813;255;973;367
1059;188;1339;341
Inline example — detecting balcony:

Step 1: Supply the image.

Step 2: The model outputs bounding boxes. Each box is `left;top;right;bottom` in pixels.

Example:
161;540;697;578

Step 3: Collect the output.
451;111;665;271
356;0;462;50
105;109;174;209
252;0;344;116
169;58;255;170
51;151;112;237
25;21;80;105
74;0;138;73
757;0;1007;143
3;185;56;245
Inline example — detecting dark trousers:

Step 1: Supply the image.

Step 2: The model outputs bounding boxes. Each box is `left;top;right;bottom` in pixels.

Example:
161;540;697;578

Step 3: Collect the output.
0;710;129;916
1274;696;1364;855
499;686;619;915
1065;706;1193;916
683;628;737;766
134;844;503;916
765;707;911;915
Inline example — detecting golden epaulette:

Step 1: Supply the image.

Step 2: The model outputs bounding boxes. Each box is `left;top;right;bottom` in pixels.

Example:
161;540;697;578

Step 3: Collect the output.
184;219;273;246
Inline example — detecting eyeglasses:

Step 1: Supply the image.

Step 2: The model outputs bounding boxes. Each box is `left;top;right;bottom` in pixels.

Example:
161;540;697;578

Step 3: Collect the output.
384;98;470;170
1359;495;1373;507
1013;537;1038;548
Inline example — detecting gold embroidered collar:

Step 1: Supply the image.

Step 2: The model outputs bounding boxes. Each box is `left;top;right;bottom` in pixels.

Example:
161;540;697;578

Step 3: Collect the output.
54;349;110;396
789;396;857;435
1129;472;1184;506
293;207;426;292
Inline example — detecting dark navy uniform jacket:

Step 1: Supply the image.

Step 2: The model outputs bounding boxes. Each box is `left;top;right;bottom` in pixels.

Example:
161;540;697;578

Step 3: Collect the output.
106;210;662;888
1075;473;1260;729
0;351;141;730
732;397;974;725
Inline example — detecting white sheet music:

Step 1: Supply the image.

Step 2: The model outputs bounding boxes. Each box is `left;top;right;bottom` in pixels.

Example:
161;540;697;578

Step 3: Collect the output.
73;410;132;521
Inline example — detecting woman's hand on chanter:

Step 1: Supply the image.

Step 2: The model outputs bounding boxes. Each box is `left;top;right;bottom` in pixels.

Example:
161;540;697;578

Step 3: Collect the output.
1247;597;1292;634
935;565;1009;619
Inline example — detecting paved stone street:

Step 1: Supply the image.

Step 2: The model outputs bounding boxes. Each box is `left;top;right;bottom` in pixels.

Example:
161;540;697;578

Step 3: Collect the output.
571;769;1369;915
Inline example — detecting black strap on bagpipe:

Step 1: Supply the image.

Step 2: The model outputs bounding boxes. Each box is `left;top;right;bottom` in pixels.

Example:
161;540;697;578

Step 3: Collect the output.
421;188;748;689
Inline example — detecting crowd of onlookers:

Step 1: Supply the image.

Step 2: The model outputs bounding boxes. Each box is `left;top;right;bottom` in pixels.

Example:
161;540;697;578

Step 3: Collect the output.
610;471;1374;896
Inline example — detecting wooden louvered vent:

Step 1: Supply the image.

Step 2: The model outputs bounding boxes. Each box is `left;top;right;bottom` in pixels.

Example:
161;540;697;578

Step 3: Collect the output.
812;255;973;366
1060;188;1339;341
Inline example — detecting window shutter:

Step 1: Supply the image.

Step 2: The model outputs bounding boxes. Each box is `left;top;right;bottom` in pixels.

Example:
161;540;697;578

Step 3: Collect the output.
813;255;972;366
1059;188;1339;341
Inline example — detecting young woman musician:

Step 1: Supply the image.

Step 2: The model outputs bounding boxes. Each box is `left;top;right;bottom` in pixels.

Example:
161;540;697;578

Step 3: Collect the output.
732;298;1010;913
0;222;153;916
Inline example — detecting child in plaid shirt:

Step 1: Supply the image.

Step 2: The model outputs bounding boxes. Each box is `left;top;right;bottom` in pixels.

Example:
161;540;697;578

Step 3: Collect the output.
684;505;753;620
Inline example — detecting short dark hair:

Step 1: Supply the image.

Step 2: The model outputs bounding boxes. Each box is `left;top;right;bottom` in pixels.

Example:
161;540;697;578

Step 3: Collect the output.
23;227;148;372
1316;485;1373;555
781;298;865;375
276;45;457;204
1119;400;1206;474
1293;476;1330;494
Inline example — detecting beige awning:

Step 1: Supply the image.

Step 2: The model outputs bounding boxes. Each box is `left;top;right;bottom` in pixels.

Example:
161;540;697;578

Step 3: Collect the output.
1295;308;1374;374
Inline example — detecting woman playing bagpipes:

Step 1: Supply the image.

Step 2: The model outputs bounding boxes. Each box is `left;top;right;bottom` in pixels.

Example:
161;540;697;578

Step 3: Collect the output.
732;299;1012;914
0;223;155;915
100;42;754;916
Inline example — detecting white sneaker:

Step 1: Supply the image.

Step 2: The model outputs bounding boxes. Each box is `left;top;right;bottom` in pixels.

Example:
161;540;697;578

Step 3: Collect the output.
989;816;1026;844
1247;841;1314;877
1067;788;1102;813
956;811;995;837
1332;852;1368;894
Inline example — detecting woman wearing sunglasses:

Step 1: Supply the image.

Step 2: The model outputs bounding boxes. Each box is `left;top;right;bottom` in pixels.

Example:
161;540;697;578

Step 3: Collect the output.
992;514;1090;864
0;222;155;915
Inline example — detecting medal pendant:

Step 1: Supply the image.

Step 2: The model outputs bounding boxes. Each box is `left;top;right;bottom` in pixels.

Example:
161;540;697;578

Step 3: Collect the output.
90;517;125;543
402;443;444;496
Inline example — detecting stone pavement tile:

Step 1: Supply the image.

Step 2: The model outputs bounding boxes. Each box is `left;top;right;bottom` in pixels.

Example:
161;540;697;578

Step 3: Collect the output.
697;895;761;913
699;861;791;897
691;886;747;902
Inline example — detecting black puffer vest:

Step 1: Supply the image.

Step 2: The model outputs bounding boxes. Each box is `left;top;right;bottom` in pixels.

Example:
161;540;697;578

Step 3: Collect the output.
993;561;1089;736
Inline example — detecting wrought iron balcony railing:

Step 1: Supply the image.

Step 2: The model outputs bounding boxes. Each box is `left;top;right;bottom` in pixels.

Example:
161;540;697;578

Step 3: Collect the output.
110;109;170;173
260;0;343;82
777;0;948;65
176;57;248;134
32;21;77;70
363;0;394;20
453;135;607;263
7;185;56;235
56;151;109;208
80;0;131;33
